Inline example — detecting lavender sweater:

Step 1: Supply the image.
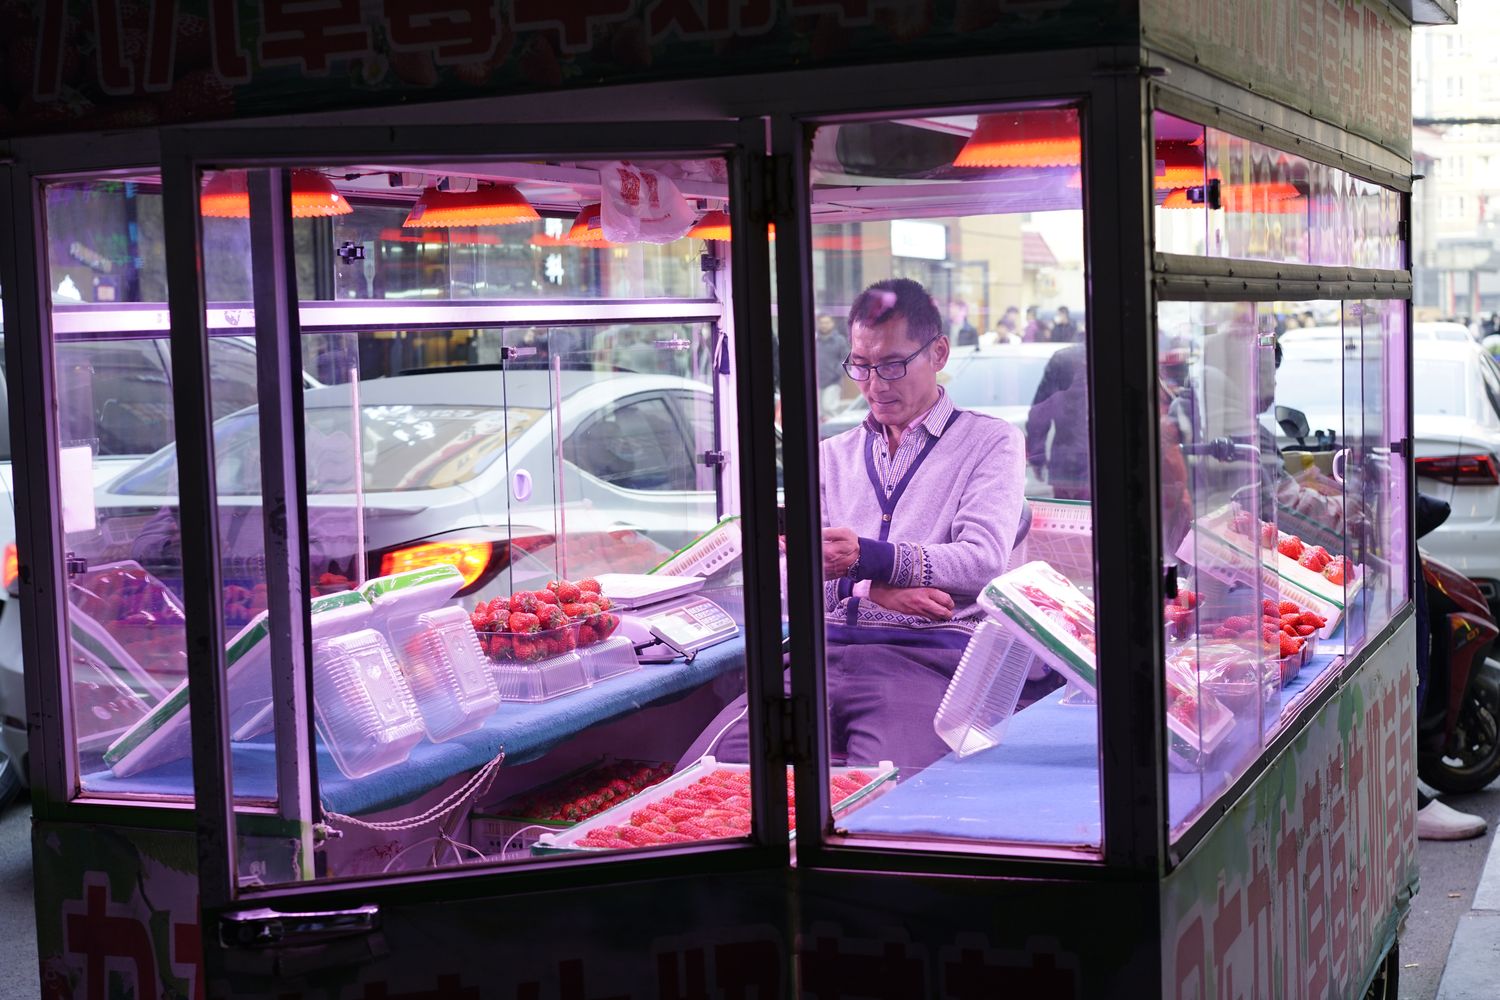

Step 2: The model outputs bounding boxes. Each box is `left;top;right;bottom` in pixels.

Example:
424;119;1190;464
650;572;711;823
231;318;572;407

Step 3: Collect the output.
820;408;1026;644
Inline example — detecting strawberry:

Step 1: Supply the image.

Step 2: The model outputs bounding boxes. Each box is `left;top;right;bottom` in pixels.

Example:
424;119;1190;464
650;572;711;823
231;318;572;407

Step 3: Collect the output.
509;612;540;634
1221;615;1252;632
490;609;510;632
1263;599;1280;616
544;608;569;630
562;602;588;619
513;638;537;661
1296;624;1316;636
1298;611;1326;628
1277;535;1304;559
509;592;538;614
554;581;582;604
1231;509;1254;535
469;611;490;632
1214;627;1236;639
1278;601;1300;615
1177;590;1199;610
1261;522;1278;549
577;601;602;618
596;595;613;611
1278;633;1303;657
1298;547;1330;571
578;578;602;595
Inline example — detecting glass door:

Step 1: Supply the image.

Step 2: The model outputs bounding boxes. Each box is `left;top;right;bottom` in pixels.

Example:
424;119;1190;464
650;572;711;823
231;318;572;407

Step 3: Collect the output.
156;122;783;966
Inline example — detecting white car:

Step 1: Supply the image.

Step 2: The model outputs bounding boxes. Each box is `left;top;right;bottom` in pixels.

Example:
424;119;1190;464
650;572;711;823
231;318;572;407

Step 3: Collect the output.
1274;335;1500;608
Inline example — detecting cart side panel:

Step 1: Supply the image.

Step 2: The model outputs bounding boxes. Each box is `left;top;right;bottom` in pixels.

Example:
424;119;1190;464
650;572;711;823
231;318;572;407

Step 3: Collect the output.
1161;617;1418;1000
0;1;1137;139
1142;0;1414;156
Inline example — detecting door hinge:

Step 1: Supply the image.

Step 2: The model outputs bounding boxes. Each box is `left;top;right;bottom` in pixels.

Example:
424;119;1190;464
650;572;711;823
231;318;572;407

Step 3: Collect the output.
1391;436;1411;458
764;152;793;222
767;693;810;765
699;449;727;467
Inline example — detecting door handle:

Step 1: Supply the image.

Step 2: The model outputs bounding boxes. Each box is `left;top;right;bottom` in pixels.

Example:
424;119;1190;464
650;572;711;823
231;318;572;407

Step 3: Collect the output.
221;904;379;948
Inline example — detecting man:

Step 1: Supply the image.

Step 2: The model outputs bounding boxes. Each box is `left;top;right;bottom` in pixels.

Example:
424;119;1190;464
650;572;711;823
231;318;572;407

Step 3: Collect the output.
815;313;850;420
997;305;1021;341
1026;344;1089;500
681;279;1025;771
1050;306;1080;343
948;299;979;348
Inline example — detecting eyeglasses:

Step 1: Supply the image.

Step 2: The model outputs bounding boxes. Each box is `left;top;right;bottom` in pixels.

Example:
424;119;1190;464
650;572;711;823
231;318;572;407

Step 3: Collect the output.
842;334;940;382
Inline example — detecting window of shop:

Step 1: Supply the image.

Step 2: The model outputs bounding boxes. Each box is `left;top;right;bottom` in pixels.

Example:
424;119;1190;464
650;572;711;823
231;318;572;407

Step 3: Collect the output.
1160;297;1408;835
44;152;778;888
800;105;1102;855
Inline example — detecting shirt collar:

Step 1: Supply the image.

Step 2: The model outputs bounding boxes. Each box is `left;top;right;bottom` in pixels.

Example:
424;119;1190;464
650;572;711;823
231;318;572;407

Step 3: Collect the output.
862;387;955;438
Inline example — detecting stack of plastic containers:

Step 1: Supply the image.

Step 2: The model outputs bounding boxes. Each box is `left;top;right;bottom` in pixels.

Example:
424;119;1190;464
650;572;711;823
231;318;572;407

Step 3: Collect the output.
309;590;427;779
577;636;640;683
932;621;1036;758
363;566;501;742
490;641;592;702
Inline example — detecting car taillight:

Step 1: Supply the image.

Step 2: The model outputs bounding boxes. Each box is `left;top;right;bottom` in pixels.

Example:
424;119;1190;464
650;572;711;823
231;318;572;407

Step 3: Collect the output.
379;540;494;590
2;543;17;593
1416;453;1500;486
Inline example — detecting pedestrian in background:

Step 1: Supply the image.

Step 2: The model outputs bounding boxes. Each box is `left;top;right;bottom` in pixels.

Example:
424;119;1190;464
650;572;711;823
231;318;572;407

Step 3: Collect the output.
816;313;851;420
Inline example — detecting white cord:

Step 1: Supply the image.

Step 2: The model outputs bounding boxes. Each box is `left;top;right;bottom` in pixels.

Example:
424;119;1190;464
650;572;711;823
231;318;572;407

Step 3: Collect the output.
323;748;507;834
381;832;487;873
500;823;553;857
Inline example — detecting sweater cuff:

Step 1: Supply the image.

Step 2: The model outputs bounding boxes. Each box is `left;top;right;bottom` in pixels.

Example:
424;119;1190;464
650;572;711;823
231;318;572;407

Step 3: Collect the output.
852;537;895;583
836;576;854;601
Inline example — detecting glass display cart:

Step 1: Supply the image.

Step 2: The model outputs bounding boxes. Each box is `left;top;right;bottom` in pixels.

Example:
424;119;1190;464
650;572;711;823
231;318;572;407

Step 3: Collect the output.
0;1;1446;997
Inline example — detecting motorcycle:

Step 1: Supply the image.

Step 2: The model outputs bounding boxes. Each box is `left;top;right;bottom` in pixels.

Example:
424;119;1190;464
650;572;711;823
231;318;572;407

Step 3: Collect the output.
1418;498;1500;795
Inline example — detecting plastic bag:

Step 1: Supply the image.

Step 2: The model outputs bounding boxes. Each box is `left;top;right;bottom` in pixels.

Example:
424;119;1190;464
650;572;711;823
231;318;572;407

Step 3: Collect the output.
600;162;697;244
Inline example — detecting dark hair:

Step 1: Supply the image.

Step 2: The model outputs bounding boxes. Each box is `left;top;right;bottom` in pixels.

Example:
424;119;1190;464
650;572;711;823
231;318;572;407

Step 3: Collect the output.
847;278;942;344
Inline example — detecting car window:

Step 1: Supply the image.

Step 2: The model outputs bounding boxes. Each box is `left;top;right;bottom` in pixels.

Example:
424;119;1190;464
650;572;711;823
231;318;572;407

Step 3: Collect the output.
207;340;263;419
1412;359;1471;418
942;354;1056;408
55;340;174;457
674;391;718;492
1479;356;1500;423
567;396;694;491
111;401;546;496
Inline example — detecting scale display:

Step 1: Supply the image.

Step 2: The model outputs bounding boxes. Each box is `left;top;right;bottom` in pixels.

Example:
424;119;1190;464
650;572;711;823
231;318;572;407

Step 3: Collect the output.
625;595;739;660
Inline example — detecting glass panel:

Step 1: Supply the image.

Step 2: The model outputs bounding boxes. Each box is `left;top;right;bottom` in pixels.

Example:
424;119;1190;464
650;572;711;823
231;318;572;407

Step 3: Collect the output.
1202;128;1311;264
1153;113;1209;257
805;106;1101;855
167;157;760;887
34;178;190;794
1165;291;1408;839
1159;300;1273;833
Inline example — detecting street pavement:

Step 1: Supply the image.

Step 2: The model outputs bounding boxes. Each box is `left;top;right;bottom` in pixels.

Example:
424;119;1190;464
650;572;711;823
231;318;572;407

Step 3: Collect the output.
0;794;37;1000
1404;781;1500;1000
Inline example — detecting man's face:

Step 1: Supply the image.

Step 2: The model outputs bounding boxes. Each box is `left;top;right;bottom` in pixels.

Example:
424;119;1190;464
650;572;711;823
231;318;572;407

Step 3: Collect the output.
817;315;836;336
848;315;948;428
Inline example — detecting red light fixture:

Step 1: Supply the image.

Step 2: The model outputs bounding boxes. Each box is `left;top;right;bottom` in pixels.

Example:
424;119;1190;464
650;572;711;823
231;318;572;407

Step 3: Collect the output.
563;203;623;248
1154;140;1206;190
688;209;733;241
954;108;1080;168
200;169;352;218
402;183;539;227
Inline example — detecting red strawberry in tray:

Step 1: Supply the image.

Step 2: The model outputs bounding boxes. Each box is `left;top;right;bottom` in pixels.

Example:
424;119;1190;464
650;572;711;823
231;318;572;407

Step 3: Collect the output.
509;612;540;634
578;578;602;595
509;592;538;614
1276;535;1304;559
554;581;582;604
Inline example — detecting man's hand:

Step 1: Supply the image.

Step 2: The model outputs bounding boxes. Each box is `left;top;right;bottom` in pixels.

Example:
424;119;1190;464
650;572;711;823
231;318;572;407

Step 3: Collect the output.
868;582;954;621
822;527;859;578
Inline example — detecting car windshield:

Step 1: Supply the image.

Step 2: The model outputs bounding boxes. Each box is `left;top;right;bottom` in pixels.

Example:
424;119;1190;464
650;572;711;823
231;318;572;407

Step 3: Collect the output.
942;354;1056;408
1413;360;1471;417
1275;354;1470;421
111;403;545;496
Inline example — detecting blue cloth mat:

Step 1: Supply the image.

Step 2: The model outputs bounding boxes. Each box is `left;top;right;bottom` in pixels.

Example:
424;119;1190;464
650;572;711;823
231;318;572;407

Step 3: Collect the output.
843;646;1347;844
81;638;748;816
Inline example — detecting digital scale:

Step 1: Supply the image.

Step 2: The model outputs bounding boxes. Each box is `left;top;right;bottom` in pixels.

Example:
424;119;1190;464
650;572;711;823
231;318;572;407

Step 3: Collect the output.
599;571;739;662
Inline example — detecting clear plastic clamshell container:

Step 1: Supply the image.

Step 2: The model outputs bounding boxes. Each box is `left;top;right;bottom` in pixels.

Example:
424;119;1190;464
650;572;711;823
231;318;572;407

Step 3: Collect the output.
311;594;426;778
364;566;501;742
491;649;591;703
933;621;1036;758
579;636;640;683
388;606;501;741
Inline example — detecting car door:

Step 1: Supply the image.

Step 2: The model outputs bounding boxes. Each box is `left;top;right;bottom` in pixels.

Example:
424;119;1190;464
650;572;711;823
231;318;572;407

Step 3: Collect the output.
563;390;718;548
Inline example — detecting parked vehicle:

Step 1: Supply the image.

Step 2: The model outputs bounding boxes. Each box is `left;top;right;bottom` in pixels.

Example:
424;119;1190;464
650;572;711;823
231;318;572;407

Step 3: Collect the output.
0;336;320;795
1275;334;1500;614
1418;502;1500;795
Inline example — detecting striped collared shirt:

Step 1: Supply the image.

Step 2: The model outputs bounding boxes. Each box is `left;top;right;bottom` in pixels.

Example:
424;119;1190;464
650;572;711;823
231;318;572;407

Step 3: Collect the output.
864;388;956;495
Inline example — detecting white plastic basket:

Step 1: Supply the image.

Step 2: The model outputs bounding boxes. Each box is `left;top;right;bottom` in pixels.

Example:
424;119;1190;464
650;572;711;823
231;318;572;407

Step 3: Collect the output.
1013;499;1094;589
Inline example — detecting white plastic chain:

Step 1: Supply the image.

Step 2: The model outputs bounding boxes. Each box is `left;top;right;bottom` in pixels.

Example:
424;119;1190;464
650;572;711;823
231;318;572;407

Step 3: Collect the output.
322;747;507;834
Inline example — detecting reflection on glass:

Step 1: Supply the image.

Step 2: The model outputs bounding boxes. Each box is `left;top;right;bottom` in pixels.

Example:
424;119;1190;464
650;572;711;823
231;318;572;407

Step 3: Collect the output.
805;108;1101;854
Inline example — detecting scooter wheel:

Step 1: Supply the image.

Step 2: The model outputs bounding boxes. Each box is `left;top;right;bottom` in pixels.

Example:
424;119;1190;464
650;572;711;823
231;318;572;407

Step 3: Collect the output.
1420;658;1500;795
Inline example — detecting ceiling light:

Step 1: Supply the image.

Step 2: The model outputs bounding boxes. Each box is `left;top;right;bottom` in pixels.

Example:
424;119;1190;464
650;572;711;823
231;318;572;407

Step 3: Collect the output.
200;169;352;219
403;183;539;227
1154;140;1206;191
688;209;733;241
954;109;1080;168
